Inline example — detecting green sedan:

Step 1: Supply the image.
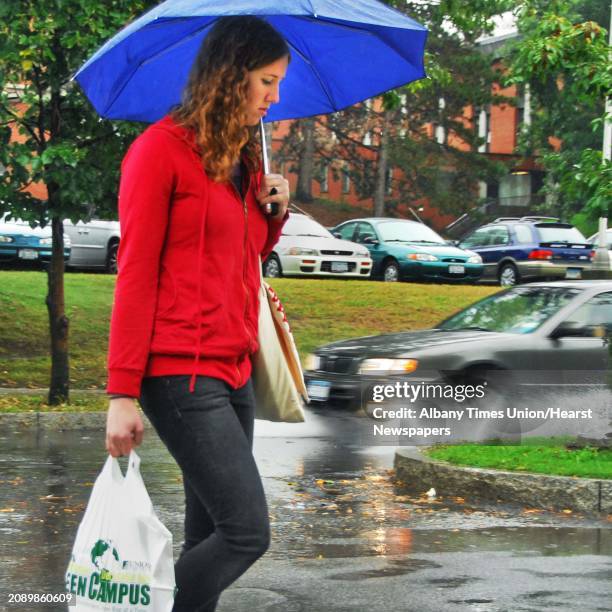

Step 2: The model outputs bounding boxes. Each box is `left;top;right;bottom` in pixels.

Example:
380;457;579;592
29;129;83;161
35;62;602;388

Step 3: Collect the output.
331;218;483;282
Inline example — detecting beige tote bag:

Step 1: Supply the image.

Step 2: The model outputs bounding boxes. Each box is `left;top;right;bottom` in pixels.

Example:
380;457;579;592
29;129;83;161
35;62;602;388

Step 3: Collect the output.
252;264;307;422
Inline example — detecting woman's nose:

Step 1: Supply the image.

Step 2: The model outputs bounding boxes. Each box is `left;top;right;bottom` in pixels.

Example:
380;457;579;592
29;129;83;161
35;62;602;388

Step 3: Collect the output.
266;85;280;104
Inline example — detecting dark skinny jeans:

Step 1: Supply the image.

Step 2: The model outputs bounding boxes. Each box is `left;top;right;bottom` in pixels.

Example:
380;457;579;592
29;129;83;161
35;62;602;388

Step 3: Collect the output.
139;375;270;612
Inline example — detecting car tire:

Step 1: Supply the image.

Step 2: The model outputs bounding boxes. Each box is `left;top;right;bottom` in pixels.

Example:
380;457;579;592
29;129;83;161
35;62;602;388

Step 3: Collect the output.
263;253;282;278
498;262;519;287
382;259;400;282
460;367;525;438
106;241;119;274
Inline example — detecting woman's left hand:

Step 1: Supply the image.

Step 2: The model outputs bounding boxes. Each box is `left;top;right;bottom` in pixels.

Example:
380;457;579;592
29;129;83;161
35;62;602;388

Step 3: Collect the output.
257;174;290;220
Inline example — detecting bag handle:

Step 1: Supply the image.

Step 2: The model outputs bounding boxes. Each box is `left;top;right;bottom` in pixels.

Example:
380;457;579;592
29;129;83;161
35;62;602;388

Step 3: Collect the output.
103;450;142;484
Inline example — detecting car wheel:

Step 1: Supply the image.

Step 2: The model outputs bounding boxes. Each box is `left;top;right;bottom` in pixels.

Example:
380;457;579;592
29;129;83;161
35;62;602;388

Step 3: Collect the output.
461;368;525;438
106;241;119;274
498;263;519;287
382;260;400;282
263;253;282;278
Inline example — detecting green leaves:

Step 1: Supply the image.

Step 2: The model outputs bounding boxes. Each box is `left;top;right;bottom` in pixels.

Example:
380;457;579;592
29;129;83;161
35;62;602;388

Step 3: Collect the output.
506;1;610;225
0;0;158;222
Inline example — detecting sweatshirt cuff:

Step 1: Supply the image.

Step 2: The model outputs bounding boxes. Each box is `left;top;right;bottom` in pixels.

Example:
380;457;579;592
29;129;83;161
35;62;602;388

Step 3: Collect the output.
106;368;143;398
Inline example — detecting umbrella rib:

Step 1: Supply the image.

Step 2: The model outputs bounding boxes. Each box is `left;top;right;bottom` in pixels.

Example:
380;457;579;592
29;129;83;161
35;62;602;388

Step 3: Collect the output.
105;18;213;118
283;16;425;113
284;39;338;112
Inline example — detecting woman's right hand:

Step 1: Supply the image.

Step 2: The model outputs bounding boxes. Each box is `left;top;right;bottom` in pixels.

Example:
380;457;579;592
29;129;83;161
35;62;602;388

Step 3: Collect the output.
106;398;144;458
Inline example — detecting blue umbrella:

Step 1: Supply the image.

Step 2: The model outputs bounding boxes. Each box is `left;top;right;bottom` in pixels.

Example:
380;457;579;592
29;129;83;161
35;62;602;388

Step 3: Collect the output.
75;0;427;123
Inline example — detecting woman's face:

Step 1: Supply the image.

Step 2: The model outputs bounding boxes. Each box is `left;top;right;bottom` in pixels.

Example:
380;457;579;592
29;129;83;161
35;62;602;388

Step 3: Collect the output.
244;56;289;126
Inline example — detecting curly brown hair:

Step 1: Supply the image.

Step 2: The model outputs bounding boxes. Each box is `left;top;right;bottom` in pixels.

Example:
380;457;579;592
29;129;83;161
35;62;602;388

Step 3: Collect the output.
172;17;290;182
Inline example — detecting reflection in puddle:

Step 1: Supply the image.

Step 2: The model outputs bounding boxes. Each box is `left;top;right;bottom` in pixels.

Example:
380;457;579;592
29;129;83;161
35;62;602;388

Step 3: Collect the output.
0;424;610;605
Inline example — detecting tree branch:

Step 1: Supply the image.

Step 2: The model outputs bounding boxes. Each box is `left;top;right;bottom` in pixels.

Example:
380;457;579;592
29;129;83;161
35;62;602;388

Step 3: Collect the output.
0;102;42;145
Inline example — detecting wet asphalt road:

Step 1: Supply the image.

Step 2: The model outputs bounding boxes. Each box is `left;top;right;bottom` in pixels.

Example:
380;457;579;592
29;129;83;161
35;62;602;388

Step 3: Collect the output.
0;406;610;612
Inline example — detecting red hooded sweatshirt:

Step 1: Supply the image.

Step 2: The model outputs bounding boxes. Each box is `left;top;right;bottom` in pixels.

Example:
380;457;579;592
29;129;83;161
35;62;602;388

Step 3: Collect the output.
106;115;287;398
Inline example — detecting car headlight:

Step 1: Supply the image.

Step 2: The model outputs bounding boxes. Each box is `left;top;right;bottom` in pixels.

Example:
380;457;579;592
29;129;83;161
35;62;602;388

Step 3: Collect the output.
467;254;482;264
359;358;419;375
304;353;321;371
356;250;370;258
0;235;14;243
287;247;319;256
39;237;52;245
407;253;438;262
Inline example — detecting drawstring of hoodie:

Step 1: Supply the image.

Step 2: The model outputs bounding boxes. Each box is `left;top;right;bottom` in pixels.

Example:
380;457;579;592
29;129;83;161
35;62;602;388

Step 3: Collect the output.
190;162;209;393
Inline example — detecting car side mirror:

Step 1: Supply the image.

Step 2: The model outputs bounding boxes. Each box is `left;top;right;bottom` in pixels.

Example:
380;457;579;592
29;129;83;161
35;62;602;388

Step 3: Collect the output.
550;321;589;340
448;240;459;246
332;232;342;239
363;236;379;245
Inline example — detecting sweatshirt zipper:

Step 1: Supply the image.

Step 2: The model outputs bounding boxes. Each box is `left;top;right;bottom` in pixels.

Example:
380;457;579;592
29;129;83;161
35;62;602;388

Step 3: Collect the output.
229;170;253;387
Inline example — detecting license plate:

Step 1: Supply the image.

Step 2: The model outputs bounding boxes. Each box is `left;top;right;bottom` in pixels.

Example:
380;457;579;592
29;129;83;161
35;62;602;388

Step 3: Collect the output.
565;267;582;279
18;249;38;260
448;264;465;274
306;380;331;401
331;261;349;273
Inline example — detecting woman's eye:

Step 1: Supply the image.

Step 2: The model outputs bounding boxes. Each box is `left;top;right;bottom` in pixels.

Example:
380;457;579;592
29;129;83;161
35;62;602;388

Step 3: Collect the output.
262;79;272;85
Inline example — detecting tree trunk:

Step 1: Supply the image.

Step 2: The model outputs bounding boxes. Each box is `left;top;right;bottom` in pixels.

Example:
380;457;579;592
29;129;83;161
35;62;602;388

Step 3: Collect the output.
296;118;314;202
374;111;391;216
46;211;69;405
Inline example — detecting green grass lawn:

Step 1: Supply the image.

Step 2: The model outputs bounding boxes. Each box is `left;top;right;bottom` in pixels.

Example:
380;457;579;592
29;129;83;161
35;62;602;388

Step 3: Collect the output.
0;270;497;392
424;438;612;479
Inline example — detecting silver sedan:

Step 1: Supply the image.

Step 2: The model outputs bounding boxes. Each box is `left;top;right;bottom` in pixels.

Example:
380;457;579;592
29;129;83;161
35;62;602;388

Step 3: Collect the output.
64;218;120;273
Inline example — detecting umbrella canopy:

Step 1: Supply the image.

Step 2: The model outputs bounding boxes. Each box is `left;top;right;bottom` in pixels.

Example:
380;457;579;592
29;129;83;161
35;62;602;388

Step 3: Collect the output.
75;0;427;123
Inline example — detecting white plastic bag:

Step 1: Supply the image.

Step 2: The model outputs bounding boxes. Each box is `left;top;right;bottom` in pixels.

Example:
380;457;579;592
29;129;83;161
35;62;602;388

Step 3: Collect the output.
65;450;175;611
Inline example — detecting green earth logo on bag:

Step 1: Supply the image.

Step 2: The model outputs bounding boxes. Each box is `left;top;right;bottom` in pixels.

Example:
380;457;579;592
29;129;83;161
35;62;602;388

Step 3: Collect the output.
65;538;152;607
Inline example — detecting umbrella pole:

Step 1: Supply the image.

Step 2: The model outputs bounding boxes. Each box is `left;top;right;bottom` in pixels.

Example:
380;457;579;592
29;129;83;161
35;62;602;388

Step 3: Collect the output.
259;118;270;174
259;119;278;215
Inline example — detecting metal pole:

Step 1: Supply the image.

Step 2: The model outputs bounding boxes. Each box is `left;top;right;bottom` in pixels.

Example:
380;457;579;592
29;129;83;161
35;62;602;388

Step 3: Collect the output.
259;118;270;175
259;118;278;215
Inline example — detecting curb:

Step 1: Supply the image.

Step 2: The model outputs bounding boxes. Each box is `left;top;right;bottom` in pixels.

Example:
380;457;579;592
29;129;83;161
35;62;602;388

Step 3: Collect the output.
0;388;106;395
394;447;611;515
0;411;154;431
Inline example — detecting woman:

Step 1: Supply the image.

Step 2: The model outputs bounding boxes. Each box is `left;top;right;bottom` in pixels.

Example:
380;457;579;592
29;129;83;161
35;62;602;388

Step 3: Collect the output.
105;16;291;612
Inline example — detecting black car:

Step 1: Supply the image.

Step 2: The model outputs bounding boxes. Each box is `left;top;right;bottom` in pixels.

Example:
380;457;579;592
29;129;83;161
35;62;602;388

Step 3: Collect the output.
304;281;612;411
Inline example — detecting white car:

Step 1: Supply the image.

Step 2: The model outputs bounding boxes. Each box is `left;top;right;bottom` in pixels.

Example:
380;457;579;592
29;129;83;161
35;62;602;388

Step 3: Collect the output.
64;218;120;273
588;228;612;270
263;213;372;278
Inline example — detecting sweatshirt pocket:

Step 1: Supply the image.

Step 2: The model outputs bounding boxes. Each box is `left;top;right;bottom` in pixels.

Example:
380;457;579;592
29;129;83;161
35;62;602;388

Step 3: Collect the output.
155;264;178;317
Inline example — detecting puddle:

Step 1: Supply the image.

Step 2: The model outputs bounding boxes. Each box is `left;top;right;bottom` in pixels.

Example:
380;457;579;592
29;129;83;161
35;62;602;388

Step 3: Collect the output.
1;420;610;606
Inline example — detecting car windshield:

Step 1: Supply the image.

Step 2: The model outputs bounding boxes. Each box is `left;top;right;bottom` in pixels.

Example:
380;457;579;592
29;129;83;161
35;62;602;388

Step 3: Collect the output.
282;215;332;238
438;286;581;334
536;225;587;244
376;221;445;244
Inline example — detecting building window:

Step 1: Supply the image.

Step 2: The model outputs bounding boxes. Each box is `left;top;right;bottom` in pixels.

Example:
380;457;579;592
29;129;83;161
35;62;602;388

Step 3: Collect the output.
435;97;446;145
515;84;532;145
320;163;329;193
399;94;408;138
477;107;490;153
363;131;372;146
342;164;350;194
499;172;531;207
